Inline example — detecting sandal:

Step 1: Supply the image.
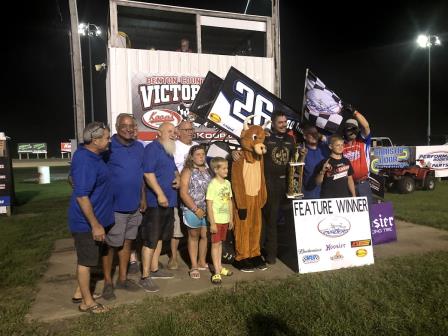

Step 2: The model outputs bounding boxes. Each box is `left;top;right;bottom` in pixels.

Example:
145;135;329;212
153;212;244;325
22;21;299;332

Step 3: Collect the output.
78;302;109;314
211;274;222;285
189;269;200;280
72;293;102;304
220;267;233;276
198;264;209;271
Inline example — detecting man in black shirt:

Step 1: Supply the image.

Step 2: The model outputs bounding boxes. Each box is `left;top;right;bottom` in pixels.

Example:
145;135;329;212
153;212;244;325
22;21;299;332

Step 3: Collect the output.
315;134;356;199
262;111;295;264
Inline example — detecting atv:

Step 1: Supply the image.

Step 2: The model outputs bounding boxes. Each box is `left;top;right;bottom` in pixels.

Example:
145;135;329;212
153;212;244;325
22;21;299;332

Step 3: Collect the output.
380;165;436;194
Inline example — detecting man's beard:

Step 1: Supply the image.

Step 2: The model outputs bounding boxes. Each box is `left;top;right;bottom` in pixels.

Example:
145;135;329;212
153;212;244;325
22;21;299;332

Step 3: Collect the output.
160;139;176;155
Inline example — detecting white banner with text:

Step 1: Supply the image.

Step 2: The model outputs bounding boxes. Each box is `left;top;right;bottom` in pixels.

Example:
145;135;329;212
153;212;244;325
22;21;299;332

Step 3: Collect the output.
293;197;374;274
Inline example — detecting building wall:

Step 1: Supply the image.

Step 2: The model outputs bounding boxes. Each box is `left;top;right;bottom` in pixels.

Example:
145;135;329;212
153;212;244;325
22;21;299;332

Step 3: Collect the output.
107;47;274;130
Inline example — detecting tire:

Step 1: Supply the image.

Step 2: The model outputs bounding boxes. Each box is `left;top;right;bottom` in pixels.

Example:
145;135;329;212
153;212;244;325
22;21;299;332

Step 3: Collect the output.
397;176;415;194
423;175;436;191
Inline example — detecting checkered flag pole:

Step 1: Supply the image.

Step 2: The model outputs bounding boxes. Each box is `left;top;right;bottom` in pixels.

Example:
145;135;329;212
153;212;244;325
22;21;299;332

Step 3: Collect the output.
302;70;344;134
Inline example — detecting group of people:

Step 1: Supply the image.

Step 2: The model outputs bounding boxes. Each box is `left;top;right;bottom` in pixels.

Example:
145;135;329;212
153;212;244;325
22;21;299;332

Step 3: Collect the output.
68;107;372;314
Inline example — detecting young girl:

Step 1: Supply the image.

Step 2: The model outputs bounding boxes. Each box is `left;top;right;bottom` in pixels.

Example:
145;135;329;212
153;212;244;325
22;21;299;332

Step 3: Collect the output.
206;157;234;284
180;145;212;279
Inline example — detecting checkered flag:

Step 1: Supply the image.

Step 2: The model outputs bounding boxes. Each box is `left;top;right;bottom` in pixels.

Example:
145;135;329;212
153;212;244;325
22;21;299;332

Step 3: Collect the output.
302;70;343;134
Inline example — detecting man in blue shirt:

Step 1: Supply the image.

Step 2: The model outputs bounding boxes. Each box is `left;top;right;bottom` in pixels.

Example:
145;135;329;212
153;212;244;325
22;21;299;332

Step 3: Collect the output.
302;125;329;199
139;122;180;292
101;114;146;300
68;122;113;314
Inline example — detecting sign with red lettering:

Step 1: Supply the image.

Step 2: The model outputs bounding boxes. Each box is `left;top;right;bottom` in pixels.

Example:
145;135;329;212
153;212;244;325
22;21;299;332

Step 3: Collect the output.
60;142;71;152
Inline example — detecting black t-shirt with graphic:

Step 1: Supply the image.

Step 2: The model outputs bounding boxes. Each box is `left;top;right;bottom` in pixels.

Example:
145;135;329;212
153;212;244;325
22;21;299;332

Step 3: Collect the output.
263;132;295;179
315;157;354;198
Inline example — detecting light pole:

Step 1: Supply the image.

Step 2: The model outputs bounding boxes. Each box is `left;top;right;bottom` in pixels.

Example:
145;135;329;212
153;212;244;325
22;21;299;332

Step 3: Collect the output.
78;23;102;123
416;34;441;145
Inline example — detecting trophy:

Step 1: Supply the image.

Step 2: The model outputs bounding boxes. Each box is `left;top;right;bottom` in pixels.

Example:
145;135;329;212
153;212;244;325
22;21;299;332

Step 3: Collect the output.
286;144;305;199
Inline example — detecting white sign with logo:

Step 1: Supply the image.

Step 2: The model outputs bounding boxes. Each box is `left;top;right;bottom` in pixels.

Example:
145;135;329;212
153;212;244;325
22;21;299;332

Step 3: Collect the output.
415;145;448;177
293;197;374;274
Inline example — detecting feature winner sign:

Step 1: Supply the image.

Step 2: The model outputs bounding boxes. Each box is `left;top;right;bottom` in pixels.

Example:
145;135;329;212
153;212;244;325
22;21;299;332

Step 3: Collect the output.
293;197;374;273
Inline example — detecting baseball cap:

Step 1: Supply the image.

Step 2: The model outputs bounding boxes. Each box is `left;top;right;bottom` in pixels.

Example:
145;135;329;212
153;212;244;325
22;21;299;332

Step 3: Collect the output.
344;118;359;129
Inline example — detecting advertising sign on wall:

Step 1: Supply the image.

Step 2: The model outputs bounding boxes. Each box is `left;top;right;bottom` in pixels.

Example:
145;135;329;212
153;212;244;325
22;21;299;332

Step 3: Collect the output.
293;197;374;274
415;145;448;177
131;73;228;142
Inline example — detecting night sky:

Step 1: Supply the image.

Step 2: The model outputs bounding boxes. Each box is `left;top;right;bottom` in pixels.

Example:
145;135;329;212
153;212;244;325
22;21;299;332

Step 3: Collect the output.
3;0;448;157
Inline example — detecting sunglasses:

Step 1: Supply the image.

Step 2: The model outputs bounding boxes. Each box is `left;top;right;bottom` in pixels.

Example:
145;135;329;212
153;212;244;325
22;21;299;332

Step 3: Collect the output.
345;127;358;133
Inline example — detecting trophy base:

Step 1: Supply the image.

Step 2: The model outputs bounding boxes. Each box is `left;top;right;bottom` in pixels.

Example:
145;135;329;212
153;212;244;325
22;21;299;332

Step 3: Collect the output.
286;193;304;199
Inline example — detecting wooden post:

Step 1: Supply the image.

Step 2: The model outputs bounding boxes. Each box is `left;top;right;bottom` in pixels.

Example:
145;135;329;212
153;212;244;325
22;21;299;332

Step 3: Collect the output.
68;0;85;143
272;0;281;97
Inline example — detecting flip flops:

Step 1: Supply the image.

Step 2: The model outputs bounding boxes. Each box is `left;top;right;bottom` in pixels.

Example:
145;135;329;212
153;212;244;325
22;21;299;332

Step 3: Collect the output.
189;269;200;279
72;293;102;304
78;302;109;314
211;274;222;284
220;267;233;276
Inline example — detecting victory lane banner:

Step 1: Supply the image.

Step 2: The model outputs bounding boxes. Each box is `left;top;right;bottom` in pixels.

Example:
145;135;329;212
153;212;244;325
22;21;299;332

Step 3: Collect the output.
293;197;374;274
132;73;232;142
132;74;202;141
204;67;301;139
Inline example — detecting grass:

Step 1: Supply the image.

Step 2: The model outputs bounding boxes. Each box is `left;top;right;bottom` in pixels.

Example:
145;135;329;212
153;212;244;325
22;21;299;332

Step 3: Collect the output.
385;180;448;230
1;167;448;335
44;252;448;336
0;167;71;336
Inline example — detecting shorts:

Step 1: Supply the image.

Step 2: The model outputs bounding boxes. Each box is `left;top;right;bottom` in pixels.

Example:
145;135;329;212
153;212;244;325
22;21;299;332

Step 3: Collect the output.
211;223;228;243
172;207;184;238
73;231;107;267
183;209;207;229
105;210;142;247
140;207;174;249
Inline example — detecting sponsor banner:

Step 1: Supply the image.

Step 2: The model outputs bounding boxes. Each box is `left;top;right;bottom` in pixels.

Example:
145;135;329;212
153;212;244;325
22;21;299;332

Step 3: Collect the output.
369;173;385;199
369;202;397;245
17;143;47;154
206;67;301;139
132;73;221;141
0;157;11;195
293;197;374;274
370;146;415;172
415;145;448;177
0;196;10;206
60;142;71;153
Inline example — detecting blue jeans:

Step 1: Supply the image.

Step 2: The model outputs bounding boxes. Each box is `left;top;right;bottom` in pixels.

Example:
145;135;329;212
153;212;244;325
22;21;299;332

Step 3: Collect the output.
355;180;373;204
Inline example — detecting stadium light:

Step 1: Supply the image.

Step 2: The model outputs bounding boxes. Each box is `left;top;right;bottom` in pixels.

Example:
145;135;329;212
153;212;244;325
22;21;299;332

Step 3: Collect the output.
78;23;102;123
416;34;442;145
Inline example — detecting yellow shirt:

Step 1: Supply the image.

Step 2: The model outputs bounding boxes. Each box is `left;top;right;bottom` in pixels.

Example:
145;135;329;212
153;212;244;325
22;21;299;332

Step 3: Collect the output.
206;178;232;224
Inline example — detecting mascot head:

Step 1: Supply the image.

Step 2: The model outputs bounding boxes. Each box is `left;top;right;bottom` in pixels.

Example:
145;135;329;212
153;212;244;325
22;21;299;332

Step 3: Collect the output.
240;115;268;162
